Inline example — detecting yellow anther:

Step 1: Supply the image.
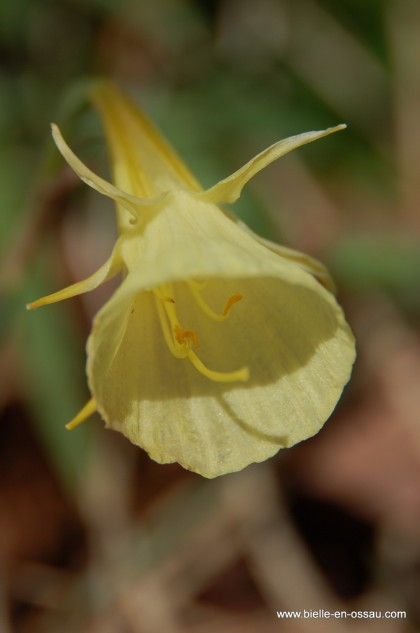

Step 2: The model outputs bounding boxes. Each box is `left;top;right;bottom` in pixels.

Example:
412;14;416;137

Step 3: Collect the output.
174;325;199;349
223;293;243;316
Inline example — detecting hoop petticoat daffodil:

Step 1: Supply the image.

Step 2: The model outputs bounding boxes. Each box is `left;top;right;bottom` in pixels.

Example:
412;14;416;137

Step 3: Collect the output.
28;82;355;478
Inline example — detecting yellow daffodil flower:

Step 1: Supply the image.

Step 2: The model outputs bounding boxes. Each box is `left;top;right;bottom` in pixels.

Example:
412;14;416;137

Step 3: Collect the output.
28;82;355;478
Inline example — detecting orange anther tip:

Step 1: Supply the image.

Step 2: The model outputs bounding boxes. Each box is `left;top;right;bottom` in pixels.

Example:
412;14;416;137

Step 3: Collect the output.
174;325;199;348
223;293;243;316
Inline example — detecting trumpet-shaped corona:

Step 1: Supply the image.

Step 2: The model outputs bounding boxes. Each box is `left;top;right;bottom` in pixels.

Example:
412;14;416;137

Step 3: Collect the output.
28;82;356;478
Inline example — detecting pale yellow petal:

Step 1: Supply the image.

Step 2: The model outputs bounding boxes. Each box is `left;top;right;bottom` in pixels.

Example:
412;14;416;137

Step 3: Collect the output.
27;246;123;310
51;124;167;222
87;275;355;478
91;81;202;197
66;398;97;430
116;191;315;300
196;125;346;204
257;239;335;292
85;206;355;477
234;218;335;291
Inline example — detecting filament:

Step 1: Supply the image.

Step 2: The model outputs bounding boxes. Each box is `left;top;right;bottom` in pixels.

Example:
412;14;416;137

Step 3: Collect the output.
154;281;249;383
187;281;243;321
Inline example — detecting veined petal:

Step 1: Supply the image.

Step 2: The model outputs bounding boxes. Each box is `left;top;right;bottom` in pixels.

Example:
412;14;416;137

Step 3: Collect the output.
255;238;335;291
114;190;331;302
85;195;355;478
87;274;355;478
90;81;202;198
51;124;167;223
226;213;335;292
257;239;335;292
196;125;346;204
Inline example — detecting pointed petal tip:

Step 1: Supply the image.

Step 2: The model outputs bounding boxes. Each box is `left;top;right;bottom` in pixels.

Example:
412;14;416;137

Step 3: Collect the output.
50;122;60;138
331;123;347;132
196;122;348;205
26;299;43;311
50;121;169;217
314;123;347;137
66;398;97;430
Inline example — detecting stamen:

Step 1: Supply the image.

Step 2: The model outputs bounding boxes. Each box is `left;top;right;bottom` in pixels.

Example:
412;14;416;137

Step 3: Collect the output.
223;294;243;316
174;325;199;349
188;350;249;383
153;287;175;303
154;292;188;358
153;282;250;384
188;282;243;322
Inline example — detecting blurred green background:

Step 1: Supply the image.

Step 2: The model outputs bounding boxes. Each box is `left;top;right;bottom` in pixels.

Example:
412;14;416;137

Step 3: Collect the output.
1;0;420;632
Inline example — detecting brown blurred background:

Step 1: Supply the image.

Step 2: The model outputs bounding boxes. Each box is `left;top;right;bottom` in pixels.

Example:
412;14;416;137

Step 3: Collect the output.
1;0;420;631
